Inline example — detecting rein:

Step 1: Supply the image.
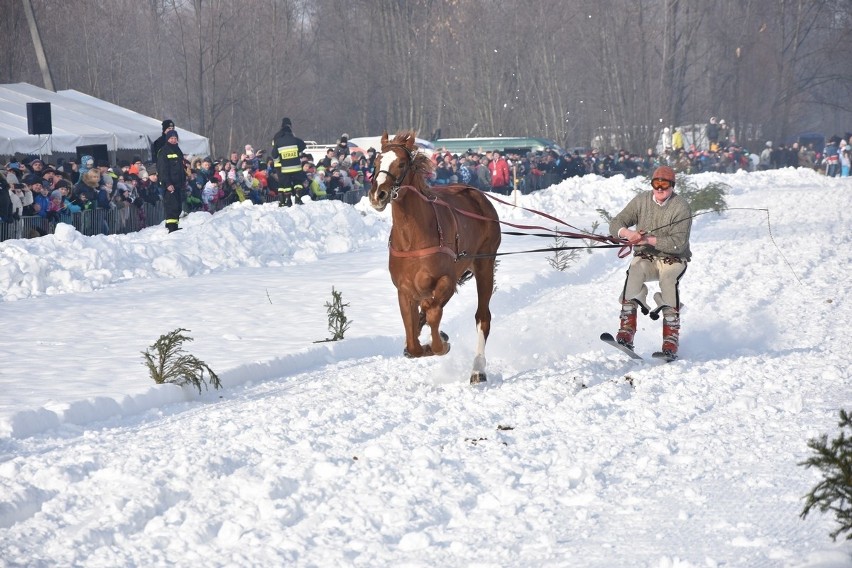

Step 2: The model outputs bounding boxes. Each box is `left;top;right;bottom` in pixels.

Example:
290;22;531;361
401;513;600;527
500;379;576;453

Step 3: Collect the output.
390;184;631;259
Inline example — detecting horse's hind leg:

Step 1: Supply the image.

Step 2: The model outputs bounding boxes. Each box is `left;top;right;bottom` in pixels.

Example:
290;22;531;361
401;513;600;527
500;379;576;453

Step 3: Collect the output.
470;258;496;384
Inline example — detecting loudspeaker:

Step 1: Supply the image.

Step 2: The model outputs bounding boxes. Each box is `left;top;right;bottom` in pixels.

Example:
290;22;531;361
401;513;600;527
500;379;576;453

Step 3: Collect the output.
75;144;109;166
26;102;52;135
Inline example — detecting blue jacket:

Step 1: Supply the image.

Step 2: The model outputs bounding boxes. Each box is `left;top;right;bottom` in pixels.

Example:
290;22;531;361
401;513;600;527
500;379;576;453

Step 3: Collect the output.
33;193;50;217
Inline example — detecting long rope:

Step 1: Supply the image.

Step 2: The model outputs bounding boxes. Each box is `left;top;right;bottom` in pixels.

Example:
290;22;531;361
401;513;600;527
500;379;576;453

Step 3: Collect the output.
405;184;801;284
644;207;804;286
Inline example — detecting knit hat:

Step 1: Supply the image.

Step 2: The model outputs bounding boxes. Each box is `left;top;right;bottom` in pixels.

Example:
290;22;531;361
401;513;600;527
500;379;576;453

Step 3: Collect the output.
161;119;175;132
167;130;179;141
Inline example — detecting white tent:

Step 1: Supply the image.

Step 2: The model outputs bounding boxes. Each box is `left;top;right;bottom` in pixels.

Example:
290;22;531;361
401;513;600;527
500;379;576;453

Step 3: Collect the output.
0;83;209;158
58;88;209;156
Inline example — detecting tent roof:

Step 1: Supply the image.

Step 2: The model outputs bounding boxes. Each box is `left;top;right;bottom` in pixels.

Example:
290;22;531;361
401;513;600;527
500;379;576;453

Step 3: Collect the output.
0;83;209;157
58;89;209;156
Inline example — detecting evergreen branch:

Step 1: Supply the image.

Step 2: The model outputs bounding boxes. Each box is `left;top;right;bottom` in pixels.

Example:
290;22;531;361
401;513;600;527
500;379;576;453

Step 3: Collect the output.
141;328;221;394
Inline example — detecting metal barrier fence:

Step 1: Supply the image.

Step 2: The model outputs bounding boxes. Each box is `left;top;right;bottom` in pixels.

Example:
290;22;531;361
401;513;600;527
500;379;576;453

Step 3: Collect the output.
0;202;166;242
0;188;372;242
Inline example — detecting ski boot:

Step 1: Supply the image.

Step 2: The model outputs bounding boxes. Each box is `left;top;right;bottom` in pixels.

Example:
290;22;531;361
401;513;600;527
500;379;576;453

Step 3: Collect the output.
661;309;680;358
615;302;638;349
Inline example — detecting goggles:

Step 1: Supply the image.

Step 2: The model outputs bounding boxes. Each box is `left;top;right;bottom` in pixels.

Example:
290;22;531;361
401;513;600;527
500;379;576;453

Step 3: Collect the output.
651;178;673;190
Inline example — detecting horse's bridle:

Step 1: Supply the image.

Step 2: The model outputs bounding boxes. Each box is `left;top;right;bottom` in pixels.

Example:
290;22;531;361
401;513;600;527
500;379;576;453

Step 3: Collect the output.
377;143;415;199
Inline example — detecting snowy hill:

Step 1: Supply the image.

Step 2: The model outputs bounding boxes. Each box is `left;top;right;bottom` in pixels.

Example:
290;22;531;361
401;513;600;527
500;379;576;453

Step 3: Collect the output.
1;169;851;566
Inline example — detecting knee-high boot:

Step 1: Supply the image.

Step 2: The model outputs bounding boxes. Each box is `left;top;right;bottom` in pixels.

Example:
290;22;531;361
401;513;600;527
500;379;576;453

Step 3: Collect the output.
616;302;638;348
662;310;680;355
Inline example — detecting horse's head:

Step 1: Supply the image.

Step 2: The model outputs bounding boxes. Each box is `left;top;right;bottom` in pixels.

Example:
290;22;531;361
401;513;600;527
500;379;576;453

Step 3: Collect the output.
369;130;419;212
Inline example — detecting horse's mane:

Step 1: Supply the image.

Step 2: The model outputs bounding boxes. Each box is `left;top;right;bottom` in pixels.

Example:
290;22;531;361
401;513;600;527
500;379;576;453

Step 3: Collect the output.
389;130;434;189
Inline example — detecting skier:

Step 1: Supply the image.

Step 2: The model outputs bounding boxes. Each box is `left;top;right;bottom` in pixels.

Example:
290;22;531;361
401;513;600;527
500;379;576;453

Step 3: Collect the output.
608;165;692;359
270;117;307;207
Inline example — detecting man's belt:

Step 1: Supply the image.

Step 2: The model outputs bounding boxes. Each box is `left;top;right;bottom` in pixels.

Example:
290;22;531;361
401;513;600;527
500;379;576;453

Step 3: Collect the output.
636;252;683;265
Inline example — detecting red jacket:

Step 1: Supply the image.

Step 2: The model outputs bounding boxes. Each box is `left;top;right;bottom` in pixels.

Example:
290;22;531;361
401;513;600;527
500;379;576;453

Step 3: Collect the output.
490;157;510;188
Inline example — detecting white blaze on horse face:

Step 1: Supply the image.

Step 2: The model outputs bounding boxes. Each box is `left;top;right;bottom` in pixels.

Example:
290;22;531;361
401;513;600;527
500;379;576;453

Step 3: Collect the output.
375;151;398;188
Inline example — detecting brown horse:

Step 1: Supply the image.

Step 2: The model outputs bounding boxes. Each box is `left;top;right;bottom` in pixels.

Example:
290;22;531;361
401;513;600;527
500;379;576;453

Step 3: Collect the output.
369;131;501;384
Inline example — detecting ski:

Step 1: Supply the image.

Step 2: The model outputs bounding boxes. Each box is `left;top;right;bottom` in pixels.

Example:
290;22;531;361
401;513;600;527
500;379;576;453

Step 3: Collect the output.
600;332;643;360
652;351;678;363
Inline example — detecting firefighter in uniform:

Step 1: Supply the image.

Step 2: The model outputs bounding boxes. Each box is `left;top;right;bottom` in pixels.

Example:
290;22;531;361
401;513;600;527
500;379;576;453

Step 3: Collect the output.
156;130;187;233
271;117;307;207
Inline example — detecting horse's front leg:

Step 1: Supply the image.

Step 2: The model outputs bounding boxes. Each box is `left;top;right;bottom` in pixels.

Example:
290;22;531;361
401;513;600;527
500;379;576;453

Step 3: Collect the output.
399;289;425;358
422;277;455;356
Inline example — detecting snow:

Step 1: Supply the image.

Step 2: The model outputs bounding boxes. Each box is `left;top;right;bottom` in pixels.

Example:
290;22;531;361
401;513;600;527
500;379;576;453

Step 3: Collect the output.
1;169;851;566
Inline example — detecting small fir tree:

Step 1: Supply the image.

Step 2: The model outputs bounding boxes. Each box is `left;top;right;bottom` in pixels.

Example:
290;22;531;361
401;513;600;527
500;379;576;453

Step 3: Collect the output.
547;221;599;272
325;287;352;341
547;229;580;271
142;328;221;394
800;409;852;540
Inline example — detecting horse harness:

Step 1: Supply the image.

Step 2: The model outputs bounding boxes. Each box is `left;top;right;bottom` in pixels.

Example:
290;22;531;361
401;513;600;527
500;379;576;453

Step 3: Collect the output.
379;143;466;261
387;185;465;260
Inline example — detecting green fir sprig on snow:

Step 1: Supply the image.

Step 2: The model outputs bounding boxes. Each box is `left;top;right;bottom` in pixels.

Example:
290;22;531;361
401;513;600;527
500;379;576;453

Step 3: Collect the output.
325;287;352;341
141;328;221;394
800;409;852;540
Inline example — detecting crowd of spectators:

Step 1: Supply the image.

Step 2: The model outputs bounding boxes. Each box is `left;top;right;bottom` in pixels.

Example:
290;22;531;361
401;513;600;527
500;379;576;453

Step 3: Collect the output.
2;124;849;241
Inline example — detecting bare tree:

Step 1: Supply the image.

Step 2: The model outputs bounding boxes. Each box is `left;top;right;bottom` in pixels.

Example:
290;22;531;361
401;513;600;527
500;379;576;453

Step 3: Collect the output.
6;0;851;159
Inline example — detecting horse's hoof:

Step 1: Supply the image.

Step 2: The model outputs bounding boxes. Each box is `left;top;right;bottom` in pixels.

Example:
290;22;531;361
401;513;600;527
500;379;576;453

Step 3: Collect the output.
439;331;449;342
470;371;487;384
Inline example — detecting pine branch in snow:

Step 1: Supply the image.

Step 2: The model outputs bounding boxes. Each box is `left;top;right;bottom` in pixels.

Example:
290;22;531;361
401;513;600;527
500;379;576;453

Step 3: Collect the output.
800;409;852;540
325;287;352;341
141;328;222;394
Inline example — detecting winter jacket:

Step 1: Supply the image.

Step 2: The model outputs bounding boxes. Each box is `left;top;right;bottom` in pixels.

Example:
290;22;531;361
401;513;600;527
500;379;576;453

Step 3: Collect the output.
489;157;510;188
609;191;692;261
157;140;187;190
271;127;306;174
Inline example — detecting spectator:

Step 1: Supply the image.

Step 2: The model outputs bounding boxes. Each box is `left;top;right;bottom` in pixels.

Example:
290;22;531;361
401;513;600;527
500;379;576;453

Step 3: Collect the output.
202;180;218;211
307;171;327;200
352;171;366;192
32;182;51;218
706;117;720;151
0;173;13;222
489;150;511;195
718;119;730;148
475;156;492;191
457;155;474;185
18;176;36;215
8;183;27;237
48;186;81;225
840;140;850;177
434;157;452;184
326;169;347;198
759;141;773;170
770;143;786;169
672;127;684;152
4;162;23;185
318;148;335;170
72;169;99;206
336;133;350;159
823;137;840;177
